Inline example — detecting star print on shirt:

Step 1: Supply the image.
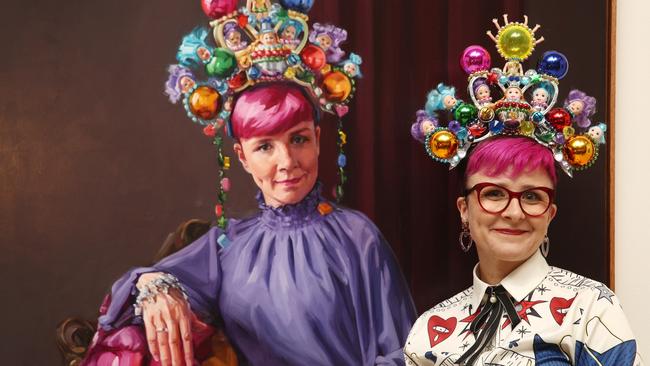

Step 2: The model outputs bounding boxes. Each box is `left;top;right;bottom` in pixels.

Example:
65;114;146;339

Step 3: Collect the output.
537;284;549;295
502;299;545;329
595;284;615;304
516;325;530;337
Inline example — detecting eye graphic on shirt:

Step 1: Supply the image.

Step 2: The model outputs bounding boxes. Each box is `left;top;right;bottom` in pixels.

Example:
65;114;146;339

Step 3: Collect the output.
550;295;576;325
427;315;457;347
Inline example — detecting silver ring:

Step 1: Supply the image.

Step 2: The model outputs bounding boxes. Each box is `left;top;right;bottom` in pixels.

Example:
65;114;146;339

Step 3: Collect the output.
156;327;168;333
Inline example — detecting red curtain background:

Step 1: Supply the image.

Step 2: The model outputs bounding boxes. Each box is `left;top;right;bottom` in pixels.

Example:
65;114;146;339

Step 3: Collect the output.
0;0;608;364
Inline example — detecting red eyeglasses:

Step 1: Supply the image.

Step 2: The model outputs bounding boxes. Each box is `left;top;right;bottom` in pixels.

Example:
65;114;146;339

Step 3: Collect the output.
465;183;555;217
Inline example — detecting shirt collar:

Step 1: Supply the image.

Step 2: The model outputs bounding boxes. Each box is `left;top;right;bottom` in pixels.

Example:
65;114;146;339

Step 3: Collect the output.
470;250;551;310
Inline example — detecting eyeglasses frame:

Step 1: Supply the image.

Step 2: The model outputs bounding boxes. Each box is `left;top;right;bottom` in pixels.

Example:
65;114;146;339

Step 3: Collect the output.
464;182;556;217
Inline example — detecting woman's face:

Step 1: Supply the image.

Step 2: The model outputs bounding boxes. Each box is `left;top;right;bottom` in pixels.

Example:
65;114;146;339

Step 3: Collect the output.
234;121;320;207
457;167;557;266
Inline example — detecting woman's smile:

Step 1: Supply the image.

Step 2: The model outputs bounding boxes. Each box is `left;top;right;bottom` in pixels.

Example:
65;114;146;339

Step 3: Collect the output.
492;228;529;236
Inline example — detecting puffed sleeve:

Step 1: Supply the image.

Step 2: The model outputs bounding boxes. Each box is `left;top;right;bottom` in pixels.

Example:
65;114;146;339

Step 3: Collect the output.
568;284;643;365
98;226;224;330
346;211;417;366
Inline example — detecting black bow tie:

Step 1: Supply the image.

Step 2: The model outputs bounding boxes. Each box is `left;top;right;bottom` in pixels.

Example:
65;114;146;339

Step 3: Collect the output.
456;285;521;365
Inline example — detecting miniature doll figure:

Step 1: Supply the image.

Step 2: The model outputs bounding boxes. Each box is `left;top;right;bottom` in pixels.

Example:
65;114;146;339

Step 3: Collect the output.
504;86;523;102
503;60;523;76
247;0;272;19
342;53;363;78
588;123;607;144
410;110;439;143
224;23;249;52
425;83;458;114
251;21;289;77
473;80;492;105
164;65;196;103
279;19;303;50
564;89;597;128
309;23;347;63
177;27;213;68
531;83;553;111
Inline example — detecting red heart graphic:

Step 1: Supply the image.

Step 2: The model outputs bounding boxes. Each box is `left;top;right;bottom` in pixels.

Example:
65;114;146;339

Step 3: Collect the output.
427;315;457;347
550;296;576;325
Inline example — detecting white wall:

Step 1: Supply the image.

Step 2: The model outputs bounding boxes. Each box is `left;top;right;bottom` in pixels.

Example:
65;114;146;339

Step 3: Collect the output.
616;0;650;360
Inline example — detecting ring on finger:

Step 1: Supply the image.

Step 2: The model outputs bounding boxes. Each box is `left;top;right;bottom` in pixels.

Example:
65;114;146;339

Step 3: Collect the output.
156;327;168;332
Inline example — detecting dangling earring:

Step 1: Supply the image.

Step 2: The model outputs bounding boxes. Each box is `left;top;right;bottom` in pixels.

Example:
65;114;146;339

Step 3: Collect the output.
459;221;473;253
540;235;550;257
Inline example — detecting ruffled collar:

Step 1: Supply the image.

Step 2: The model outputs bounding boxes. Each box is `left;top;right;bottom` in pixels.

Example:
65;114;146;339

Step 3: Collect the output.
256;182;327;228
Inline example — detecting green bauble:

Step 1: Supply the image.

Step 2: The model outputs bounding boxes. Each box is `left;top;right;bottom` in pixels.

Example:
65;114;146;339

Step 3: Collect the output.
206;48;237;78
454;103;479;126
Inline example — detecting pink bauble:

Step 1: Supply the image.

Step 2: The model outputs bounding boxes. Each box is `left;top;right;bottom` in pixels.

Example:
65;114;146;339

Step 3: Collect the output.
460;45;491;74
201;0;238;19
220;177;232;192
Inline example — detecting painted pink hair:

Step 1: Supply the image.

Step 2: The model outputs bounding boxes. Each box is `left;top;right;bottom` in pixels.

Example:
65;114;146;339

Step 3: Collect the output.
465;137;557;186
231;83;317;139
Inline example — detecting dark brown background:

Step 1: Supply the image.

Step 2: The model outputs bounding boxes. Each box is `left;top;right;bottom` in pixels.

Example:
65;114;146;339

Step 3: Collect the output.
0;0;608;363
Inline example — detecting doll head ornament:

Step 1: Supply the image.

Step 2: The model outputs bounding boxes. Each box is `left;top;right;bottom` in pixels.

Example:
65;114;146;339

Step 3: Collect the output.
410;14;606;177
166;0;362;228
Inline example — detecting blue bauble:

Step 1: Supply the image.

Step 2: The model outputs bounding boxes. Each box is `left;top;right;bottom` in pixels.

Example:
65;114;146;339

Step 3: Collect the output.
456;127;469;140
537;51;569;79
337;153;347;168
531;111;545;123
489;120;505;134
247;66;261;80
280;0;314;13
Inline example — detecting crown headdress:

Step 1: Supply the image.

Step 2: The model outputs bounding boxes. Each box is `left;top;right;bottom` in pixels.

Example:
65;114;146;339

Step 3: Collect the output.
410;15;606;177
165;0;363;228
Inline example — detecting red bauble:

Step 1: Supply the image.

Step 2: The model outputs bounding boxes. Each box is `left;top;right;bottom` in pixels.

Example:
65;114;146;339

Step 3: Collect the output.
228;71;248;90
300;45;327;71
215;204;224;217
237;13;249;28
545;108;572;132
203;125;217;137
201;0;237;19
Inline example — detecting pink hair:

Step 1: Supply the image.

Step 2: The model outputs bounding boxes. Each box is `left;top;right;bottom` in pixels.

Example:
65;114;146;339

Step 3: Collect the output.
465;137;557;186
231;83;316;139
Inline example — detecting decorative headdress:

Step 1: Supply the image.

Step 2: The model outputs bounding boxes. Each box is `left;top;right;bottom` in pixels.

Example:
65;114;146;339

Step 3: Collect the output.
165;0;362;228
410;15;606;177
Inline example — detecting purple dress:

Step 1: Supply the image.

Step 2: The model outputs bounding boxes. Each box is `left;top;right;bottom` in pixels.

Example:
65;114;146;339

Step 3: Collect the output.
94;184;416;365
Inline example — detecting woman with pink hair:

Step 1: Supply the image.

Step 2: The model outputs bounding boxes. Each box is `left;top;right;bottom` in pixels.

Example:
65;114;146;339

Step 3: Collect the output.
82;83;416;366
404;137;641;365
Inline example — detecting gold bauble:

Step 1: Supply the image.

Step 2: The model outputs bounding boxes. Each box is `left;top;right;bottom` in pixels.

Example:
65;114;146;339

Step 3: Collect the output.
189;86;221;120
563;135;596;167
322;71;352;102
428;130;459;160
479;106;495;122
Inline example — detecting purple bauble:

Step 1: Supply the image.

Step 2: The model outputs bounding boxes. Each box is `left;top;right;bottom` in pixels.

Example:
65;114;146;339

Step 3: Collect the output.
460;45;491;75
